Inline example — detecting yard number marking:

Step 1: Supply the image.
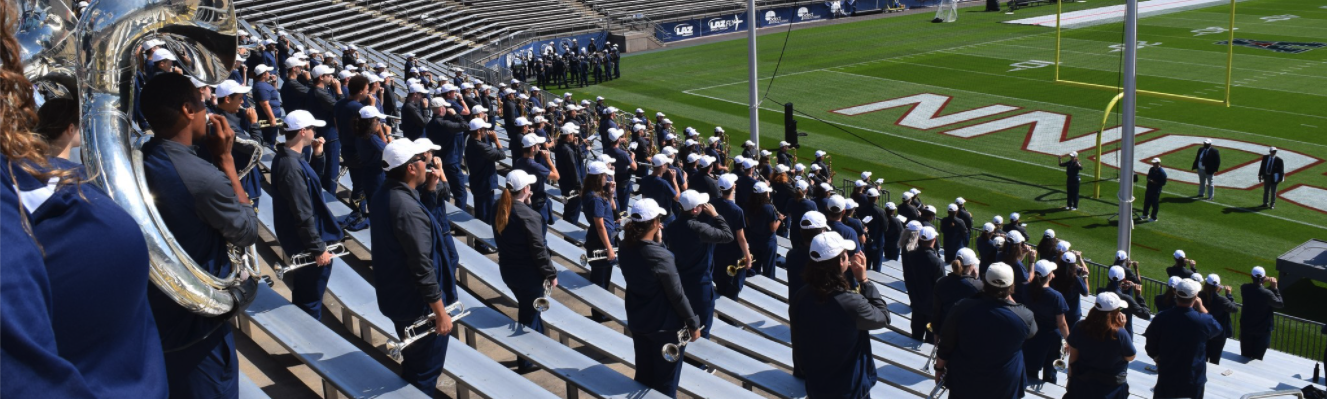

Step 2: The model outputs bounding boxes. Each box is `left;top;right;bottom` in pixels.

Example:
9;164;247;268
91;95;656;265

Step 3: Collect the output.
1008;60;1055;72
1109;41;1162;52
1260;15;1299;22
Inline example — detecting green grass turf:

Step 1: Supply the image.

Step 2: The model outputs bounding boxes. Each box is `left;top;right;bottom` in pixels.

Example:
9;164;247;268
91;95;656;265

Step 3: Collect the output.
560;0;1326;353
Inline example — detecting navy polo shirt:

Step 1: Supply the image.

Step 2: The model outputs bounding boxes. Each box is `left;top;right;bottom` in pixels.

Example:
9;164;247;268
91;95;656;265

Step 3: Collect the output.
1066;323;1135;386
253;80;282;120
1020;285;1069;338
582;194;617;250
513;157;552;209
332;98;364;165
828;220;860;255
1144;306;1222;397
639;175;677;215
712;199;746;263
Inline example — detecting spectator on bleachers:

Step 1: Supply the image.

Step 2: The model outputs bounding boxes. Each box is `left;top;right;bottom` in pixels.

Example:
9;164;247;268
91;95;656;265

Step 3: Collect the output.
280;58;309;116
619;198;700;397
931;248;981;339
1064;292;1136;399
790;231;888;399
306;65;342;193
369;137;457;394
1145;279;1222;399
495;169;559;373
139;73;258;399
1021;260;1070;386
270;111;342;319
664;190;734;339
355;106;394;210
904;225;944;343
1097;266;1148;336
465;118;505;224
935;262;1036;399
1199;274;1238;365
1240;266;1285;360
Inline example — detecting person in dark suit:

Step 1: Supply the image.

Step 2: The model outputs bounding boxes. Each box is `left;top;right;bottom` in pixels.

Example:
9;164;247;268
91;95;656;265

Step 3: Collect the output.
1142;158;1167;222
1240;266;1284;360
1258;147;1285;209
1059;151;1083;210
1191;139;1221;200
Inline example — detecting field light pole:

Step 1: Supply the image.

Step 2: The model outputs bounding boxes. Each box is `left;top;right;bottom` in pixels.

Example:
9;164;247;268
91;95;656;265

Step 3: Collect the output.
1118;0;1139;257
747;0;760;147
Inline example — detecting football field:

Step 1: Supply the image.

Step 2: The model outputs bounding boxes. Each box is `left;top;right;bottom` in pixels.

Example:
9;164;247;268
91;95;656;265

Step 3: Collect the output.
570;0;1327;322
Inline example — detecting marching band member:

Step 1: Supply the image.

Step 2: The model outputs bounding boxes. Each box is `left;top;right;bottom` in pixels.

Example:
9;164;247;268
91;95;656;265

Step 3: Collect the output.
495;169;559;373
140;73;258;398
941;204;969;263
465;118;505;224
775;141;792;166
842;198;867;250
1199;274;1237;364
785;180;819;251
824;195;859;256
1059;151;1083;210
935;262;1037;399
620;199;701;397
1097;266;1148;336
582;161;619;321
211;80;263;202
904;226;944;343
306;65;343;192
251;64;282;145
1064;293;1136;399
412;140;462;306
554;123;586;223
1156;276;1182;314
1240;266;1284;360
333;76;373;210
606;128;636;213
354;106;393;209
400;83;428;140
1145;279;1221;399
882;202;903;262
931;248;981;337
712;174;753;299
1000;230;1033;299
664;190;734;338
788;211;830;305
426;97;470;209
1166;249;1199;279
898;191;920;222
12;89;168;397
370;138;457;392
811;150;827;174
735;157;758;205
1022;260;1071;386
514;133;559;231
270;111;344;319
689;154;722;202
746;182;783;278
1053;250;1090;330
790;232;890;398
279;58;309;115
641;154;682;226
741;139;757;159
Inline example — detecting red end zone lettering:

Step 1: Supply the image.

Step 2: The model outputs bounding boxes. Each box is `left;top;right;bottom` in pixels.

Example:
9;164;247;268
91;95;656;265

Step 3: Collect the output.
942;111;1157;156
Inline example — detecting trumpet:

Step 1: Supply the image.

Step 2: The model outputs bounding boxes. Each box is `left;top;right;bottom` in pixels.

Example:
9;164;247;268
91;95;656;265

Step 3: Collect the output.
1053;345;1069;373
385;301;471;361
257;119;285;129
922;323;940;370
725;257;751;277
533;279;554;312
662;325;702;362
928;373;948;399
826;154;836;181
580;247;619;266
276;243;351;279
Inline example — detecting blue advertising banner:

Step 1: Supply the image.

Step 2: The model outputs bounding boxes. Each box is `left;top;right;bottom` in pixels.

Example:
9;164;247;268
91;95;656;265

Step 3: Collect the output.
656;1;890;42
484;31;609;70
658;19;702;42
757;7;795;28
699;13;750;36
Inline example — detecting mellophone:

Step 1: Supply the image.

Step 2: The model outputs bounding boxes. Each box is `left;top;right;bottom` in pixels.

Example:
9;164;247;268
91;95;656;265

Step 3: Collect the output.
385;301;471;361
276;243;351;279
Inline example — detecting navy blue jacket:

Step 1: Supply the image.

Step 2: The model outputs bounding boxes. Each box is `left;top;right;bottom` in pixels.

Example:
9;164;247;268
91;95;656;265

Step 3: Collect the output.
790;283;891;399
1240;283;1284;334
332;98;364;166
269;147;342;256
938;295;1036;398
620;240;700;334
495;202;556;291
1144;306;1222;398
1199;289;1238;338
465;136;505;195
369;179;457;321
1146;165;1168;190
663;212;733;305
425;114;467;165
903;246;945;315
931;274;980;333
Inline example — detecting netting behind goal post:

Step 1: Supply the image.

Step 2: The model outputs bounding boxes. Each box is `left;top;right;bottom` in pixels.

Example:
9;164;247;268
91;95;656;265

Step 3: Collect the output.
933;0;958;22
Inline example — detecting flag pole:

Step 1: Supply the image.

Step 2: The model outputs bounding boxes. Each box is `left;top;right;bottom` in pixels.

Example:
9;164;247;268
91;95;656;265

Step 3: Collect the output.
1118;0;1139;257
747;0;760;148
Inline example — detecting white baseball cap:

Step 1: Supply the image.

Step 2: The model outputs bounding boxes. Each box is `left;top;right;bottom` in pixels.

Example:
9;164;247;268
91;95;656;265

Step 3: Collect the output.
1095;292;1129;312
854;180;867;188
472;105;488;114
381;139;430;171
429;98;448;109
1006;230;1025;244
1167;276;1183;288
1044;229;1056;239
1108;266;1126;281
901;191;913;200
809;232;856;262
1062;252;1078;264
1175;279;1201;299
956;248;978;266
1115;250;1129;261
1252;266;1267;278
685;153;701;164
1010;212;1020;220
254;64;274;75
884;201;896;210
312;64;336;78
753;182;773;194
215;80;251;97
1151;158;1161;164
1206;273;1222;286
982;222;995;233
698;155;716;168
947;204;959;212
521;133;546;148
608;128;625;141
679;190;710;211
587;161;613;176
468;119;492;131
923;205;937;214
779;140;790;147
1173;249;1186;259
337;70;354;79
282;110;326;131
810;164;822;172
650;154;671;167
1033;260;1058;277
800;211;828;229
599;154;616;164
826;195;846;213
868;188;881;198
761;149;772;157
717;174;739;190
815;150;826;157
986;263;1016;288
359;106;390;120
506;169;537;191
795;180;810;191
409;83;428;94
993;215;1004;224
515;117;532;127
149;48;177;63
284;57;308;68
741;158;758;169
906;221;922;232
920;226;938;241
1055;240;1072;253
845;199;858;210
560;123;580;135
629;198;668;222
1069;151;1078;158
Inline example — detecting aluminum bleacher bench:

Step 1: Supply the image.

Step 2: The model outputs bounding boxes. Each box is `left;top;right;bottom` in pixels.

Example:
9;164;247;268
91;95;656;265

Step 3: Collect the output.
237;284;430;398
238;374;269;399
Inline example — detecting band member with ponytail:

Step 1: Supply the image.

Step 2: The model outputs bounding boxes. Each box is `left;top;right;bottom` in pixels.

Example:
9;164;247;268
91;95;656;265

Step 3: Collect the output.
1053;249;1090;330
745;182;783;278
271;111;344;319
1064;293;1136;399
935;262;1037;399
712;174;753;300
582;161;618;321
664;190;734;339
140;73;258;398
931;248;981;337
1199;274;1237;364
1098;266;1149;336
1022;260;1070;386
495;169;559;373
788;212;830;306
1240;266;1284;360
619;199;701;397
369;138;457;393
1000;230;1033;300
464;118;504;224
790;232;890;399
355;106;393;209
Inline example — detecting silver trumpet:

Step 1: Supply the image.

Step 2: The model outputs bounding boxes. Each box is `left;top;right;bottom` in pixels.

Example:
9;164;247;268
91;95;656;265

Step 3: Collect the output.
922;323;940;371
579;247;618;266
928;373;948;398
276;243;351;279
662;325;701;363
386;301;470;361
1053;345;1069;373
533;279;554;312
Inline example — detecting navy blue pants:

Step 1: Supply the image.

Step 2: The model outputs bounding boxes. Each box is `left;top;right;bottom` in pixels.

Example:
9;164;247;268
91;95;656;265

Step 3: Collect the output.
752;236;778;279
885;245;902;263
473;186;496;225
1022;332;1060;384
241;170;263;207
1241;332;1271;360
164;328;238;399
392;317;447;394
562;192;583;224
633;330;688;398
1206;335;1227;364
288;262;333;320
512;287;545;371
443;163;467;211
712;256;747;300
537;201;551;237
320;140;341;194
1066;179;1080;209
684;284;716;338
865;244;884;273
588;258;617;321
615;181;632;219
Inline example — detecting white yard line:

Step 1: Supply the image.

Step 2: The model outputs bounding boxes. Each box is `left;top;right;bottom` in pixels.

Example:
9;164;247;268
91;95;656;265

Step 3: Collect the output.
990;43;1327;81
682;74;1327;230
